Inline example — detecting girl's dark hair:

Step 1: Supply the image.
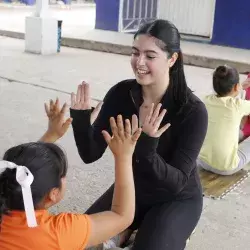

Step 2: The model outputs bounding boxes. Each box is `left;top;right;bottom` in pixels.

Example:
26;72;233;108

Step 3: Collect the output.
213;65;239;97
0;142;68;223
134;19;188;106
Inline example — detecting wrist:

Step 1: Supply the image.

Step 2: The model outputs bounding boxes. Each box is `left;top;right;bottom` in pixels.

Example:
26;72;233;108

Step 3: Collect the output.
39;131;60;143
114;154;133;164
70;108;92;130
135;132;159;156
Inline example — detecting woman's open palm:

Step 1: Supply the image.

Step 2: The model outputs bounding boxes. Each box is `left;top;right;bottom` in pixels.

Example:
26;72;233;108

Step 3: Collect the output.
142;103;171;137
71;82;103;125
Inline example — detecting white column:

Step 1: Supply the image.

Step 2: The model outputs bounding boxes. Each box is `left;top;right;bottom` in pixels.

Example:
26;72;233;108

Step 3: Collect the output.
34;0;49;17
25;0;58;55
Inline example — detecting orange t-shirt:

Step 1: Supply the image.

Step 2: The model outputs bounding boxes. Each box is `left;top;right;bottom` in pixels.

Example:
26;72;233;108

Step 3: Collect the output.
0;210;91;250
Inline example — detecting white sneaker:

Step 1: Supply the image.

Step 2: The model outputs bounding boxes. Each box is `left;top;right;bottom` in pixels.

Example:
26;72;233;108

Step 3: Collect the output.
103;239;117;248
88;235;119;250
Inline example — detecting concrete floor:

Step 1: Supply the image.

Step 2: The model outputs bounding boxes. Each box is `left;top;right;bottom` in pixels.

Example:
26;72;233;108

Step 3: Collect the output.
0;36;250;249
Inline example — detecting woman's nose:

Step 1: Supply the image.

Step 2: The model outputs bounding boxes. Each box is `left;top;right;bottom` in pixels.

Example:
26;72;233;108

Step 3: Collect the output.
137;55;146;67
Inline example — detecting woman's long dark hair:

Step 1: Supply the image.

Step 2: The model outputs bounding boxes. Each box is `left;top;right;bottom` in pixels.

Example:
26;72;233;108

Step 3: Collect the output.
0;142;68;223
134;19;188;106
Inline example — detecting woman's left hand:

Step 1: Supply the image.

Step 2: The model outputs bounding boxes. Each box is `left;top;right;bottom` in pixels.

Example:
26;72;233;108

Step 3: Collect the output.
142;103;171;138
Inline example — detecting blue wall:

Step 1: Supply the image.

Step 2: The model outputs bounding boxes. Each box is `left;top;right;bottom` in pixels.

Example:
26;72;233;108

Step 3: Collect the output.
94;0;250;50
95;0;120;31
211;0;250;49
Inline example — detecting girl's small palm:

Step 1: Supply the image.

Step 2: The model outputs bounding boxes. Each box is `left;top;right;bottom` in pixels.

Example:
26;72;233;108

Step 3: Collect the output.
102;115;142;157
45;98;72;139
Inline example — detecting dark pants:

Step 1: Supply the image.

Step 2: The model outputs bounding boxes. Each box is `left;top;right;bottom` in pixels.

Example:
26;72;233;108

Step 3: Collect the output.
86;184;203;250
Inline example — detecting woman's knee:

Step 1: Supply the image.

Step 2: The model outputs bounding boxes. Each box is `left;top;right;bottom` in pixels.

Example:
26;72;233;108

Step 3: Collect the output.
132;200;202;250
85;184;114;214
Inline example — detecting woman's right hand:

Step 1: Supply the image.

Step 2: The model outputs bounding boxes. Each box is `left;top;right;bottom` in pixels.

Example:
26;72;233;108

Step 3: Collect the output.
71;82;103;125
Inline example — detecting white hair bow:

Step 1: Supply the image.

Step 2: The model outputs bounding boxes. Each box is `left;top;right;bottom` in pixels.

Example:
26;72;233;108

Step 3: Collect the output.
0;161;37;227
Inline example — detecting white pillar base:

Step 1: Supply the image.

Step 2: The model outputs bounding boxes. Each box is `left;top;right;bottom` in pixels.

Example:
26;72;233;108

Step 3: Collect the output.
25;16;58;55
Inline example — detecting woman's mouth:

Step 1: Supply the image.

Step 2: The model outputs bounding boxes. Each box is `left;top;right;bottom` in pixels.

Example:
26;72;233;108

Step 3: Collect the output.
136;69;150;76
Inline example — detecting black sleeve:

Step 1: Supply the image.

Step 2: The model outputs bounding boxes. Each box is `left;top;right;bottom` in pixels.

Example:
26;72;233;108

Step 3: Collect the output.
70;85;119;164
135;102;208;194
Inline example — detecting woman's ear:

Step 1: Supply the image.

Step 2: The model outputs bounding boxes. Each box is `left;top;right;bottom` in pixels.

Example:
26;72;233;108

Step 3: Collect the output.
168;52;178;68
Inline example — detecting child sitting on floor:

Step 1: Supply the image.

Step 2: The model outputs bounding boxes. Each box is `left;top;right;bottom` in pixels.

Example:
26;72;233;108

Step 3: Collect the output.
0;99;141;250
198;66;250;175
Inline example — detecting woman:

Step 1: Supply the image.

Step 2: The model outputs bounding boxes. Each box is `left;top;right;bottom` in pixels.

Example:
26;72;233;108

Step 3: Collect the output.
68;20;208;250
198;66;250;175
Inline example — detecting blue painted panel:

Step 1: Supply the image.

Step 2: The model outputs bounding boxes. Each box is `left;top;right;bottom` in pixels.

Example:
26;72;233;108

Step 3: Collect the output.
95;0;120;31
211;0;250;49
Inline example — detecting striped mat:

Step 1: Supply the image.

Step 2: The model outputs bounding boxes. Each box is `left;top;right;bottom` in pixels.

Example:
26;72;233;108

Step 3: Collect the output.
199;168;250;199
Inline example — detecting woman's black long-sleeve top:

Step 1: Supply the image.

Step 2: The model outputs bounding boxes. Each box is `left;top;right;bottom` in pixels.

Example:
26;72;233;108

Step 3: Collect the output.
70;79;208;204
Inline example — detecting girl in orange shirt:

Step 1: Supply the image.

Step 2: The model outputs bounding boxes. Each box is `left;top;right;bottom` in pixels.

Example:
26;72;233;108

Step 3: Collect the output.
0;99;167;250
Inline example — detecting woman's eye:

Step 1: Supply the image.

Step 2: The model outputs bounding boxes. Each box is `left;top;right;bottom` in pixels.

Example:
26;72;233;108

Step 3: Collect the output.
147;55;155;59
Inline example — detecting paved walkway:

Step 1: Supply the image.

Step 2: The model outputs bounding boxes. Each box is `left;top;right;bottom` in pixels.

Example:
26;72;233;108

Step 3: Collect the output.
0;3;95;34
0;36;250;249
0;4;249;73
2;35;247;102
